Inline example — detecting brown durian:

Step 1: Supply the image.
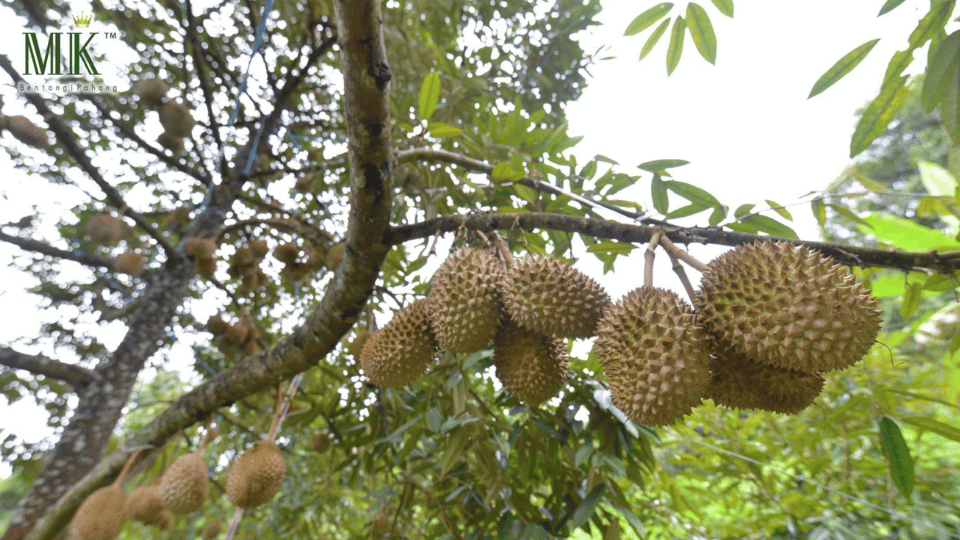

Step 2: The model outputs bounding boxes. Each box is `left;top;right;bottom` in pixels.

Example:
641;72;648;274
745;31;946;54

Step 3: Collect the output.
201;521;222;539
69;485;127;540
360;299;438;388
157;132;185;153
493;321;568;406
158;452;209;514
706;346;825;414
5;114;49;148
158;100;195;137
594;287;710;426
184;237;216;258
134;77;170;108
127;484;174;529
114;251;145;276
426;247;504;353
225;439;286;509
501;254;610;338
86;214;126;246
311;432;331;453
273;242;300;264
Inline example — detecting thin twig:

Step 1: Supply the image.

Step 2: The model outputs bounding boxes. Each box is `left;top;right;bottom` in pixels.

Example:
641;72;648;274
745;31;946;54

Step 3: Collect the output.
644;230;662;288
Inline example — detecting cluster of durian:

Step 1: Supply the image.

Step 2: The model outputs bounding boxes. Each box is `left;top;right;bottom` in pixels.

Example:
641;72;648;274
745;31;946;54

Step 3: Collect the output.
207;313;260;357
360;247;610;406
229;240;270;294
133;77;195;153
594;240;882;426
83;212;149;278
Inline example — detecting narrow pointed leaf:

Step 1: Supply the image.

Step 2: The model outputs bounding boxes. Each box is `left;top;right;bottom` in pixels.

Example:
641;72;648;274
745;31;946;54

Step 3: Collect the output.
709;0;734;17
686;4;717;64
809;39;880;98
569;484;606;530
811;198;826;226
850;75;909;157
899;282;922;320
900;415;960;442
640;19;671;60
651;174;669;214
878;0;908;16
418;70;441;120
921;30;960;113
666;16;686;75
638;159;689;172
879;417;914;498
625;3;674;36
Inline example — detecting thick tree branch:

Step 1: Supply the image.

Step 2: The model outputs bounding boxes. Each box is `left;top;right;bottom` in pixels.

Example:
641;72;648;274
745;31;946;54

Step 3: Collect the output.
385;212;960;274
0;55;182;261
0;229;113;269
398;147;667;225
0;347;95;389
21;2;393;538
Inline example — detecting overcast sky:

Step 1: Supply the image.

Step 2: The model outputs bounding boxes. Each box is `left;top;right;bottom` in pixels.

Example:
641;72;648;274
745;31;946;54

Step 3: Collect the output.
0;1;946;477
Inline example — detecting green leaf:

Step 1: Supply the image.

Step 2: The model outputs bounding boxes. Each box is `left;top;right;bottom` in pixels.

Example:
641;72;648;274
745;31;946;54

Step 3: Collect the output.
686;4;717;64
938;59;960;143
900;415;960;442
665;180;721;208
734;203;755;218
666;16;687;75
728;215;798;239
638;158;690;173
666;203;710;219
879;417;914;498
491;161;526;183
829;203;873;229
764;199;792;220
418;70;441;120
811;198;826;226
624;3;674;36
708;206;727;226
809;39;880;98
920;30;960;113
860;213;960;250
569;484;605;530
709;0;734;17
878;0;908;16
899;282;922;320
640;19;671;60
850;75;909;157
651;174;669;214
586;241;636;255
427;121;463;138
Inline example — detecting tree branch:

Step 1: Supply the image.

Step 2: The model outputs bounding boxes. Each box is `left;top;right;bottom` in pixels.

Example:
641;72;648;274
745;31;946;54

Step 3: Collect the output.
397;147;667;225
0;55;182;261
0;229;113;269
0;347;95;389
385;212;960;274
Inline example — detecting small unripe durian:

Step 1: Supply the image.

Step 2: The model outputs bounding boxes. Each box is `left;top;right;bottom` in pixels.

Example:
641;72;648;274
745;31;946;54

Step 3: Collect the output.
201;521;222;539
5;114;49;148
311;432;331;453
184;237;217;258
250;240;269;259
158;452;209;514
134;77;170;108
273;242;300;264
114;251;145;276
69;484;127;540
195;255;217;277
128;484;174;529
157;131;185;153
707;349;825;414
86;214;125;246
226;439;286;509
158;100;195;137
206;315;230;335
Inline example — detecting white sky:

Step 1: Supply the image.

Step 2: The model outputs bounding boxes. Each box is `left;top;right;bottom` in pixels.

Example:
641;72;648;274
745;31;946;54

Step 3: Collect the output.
0;1;946;478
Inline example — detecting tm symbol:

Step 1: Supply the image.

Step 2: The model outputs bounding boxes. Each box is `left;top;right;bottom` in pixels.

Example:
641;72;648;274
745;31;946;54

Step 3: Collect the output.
106;32;118;39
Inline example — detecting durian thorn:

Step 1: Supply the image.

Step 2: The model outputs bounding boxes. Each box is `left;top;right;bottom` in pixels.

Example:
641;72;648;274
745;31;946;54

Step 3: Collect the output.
645;230;663;288
658;234;709;272
668;250;698;305
113;448;145;487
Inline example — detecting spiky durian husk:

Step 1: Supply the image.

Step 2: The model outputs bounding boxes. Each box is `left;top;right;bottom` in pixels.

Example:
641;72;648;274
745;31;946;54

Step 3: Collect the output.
426;247;504;352
594;287;710;426
86;214;125;245
493;321;569;406
69;485;127;540
695;240;882;374
128;484;174;528
360;299;438;388
158;452;208;514
501;254;611;338
707;349;825;414
134;77;170;108
158;100;195;137
114;251;145;276
226;439;286;509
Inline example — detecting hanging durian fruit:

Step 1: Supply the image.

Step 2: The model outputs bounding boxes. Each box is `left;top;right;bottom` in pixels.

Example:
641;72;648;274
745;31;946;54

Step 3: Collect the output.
695;239;882;374
493;321;568;406
86;213;126;246
225;439;286;509
127;483;175;529
69;451;141;540
594;287;710;426
201;520;222;539
500;254;610;338
134;77;170;108
311;432;331;453
158;451;209;514
158;100;195;137
4;114;50;148
426;247;504;353
360;299;438;388
707;350;825;414
114;251;145;276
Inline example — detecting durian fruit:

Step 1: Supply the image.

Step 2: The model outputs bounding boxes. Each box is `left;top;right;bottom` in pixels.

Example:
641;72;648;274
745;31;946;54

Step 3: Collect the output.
5;114;49;148
114;251;145;276
493;321;568;406
127;484;175;529
86;214;126;246
707;350;825;414
500;254;611;338
426;247;504;353
594;287;710;426
201;520;222;539
206;315;230;336
360;299;438;388
134;77;170;108
195;256;217;278
273;242;300;264
325;242;345;270
69;484;127;540
157;132;185;153
225;439;286;509
250;240;269;259
695;239;882;374
158;100;195;137
369;510;392;538
158;451;209;514
184;237;217;258
311;432;330;453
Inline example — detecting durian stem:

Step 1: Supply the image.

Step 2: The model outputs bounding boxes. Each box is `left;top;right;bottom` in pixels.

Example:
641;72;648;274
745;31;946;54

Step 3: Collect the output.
266;373;304;443
224;507;245;540
659;234;709;272
644;230;663;288
668;250;698;305
491;231;514;267
112;448;143;487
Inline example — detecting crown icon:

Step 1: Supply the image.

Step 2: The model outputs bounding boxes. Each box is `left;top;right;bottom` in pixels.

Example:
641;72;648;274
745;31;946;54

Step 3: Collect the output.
72;12;93;28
